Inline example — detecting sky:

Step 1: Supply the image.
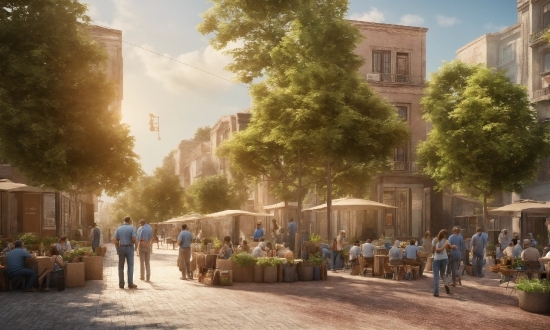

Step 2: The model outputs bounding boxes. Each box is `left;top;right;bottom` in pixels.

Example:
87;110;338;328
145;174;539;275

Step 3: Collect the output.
84;0;518;180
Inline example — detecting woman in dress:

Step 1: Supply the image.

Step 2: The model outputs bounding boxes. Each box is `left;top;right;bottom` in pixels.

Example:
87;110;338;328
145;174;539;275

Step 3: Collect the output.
432;229;458;297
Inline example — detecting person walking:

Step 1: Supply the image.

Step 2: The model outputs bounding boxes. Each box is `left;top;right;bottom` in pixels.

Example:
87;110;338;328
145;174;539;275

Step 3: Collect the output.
448;226;464;286
114;216;137;289
432;229;457;297
287;218;297;255
90;222;101;252
470;227;487;277
177;224;193;280
137;219;153;282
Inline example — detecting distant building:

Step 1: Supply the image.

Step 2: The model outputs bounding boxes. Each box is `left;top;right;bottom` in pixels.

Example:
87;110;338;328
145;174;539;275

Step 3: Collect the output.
456;0;550;242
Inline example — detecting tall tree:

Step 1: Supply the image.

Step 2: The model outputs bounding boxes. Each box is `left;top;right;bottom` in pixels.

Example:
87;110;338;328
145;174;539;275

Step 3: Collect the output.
193;126;211;142
184;174;247;214
417;60;549;223
200;0;410;234
0;0;140;194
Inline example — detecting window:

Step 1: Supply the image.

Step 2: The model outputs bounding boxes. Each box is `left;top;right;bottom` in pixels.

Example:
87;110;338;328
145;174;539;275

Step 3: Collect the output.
394;105;409;163
396;53;410;82
499;43;514;65
396;106;408;121
544;3;550;29
373;50;391;81
544;53;550;72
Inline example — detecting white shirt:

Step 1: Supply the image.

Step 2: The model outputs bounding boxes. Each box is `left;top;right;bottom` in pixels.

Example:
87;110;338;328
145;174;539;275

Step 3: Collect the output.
498;233;511;249
252;246;262;258
362;243;375;258
349;246;361;260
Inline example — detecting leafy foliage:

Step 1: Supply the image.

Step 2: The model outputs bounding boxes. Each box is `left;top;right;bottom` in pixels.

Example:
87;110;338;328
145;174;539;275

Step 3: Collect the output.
309;233;321;243
18;233;41;246
0;0;140;194
256;257;283;267
418;60;550;219
516;278;550;293
184;174;247;214
308;252;324;266
230;252;257;267
193;126;211;142
202;0;410;202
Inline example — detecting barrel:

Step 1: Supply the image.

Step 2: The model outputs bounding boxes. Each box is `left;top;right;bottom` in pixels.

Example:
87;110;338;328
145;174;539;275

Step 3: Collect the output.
312;266;321;280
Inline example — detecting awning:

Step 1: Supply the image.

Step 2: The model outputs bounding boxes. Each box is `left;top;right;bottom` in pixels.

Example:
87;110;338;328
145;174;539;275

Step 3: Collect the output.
302;197;396;212
488;200;550;216
162;213;202;224
263;202;298;210
204;209;272;219
0;179;45;193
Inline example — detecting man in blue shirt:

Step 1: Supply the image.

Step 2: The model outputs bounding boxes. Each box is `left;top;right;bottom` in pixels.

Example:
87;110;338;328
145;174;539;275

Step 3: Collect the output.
448;226;464;286
137;219;153;282
471;227;487;277
287;218;297;256
114;216;137;289
402;239;424;277
253;221;264;242
90;222;101;252
6;240;37;292
177;224;193;280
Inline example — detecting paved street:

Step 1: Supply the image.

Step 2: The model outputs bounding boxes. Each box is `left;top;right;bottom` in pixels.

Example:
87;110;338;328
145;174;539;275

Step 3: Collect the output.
0;245;548;330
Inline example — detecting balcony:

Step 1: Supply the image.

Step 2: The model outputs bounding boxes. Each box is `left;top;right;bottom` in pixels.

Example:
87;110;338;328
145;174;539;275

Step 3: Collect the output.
529;26;550;46
392;161;422;172
532;87;550;103
365;73;424;86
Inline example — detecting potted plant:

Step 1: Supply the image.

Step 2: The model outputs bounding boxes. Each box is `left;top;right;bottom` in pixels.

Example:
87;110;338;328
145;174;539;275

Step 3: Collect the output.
230;253;256;282
516;278;550;313
63;250;85;287
309;252;324;281
211;237;222;254
80;247;103;281
257;257;281;283
19;233;41;252
254;257;267;283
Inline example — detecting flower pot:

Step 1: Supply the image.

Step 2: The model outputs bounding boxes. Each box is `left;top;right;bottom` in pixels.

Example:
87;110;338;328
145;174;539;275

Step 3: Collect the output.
299;266;313;281
312;266;321;280
83;256;103;280
283;267;295;283
517;290;550;313
65;262;85;287
263;266;277;283
253;265;263;283
277;264;283;282
232;265;254;283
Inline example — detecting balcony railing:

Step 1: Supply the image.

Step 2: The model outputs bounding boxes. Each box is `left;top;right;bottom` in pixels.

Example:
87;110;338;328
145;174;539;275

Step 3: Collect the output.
366;73;424;85
392;161;422;172
530;26;550;45
532;87;550;102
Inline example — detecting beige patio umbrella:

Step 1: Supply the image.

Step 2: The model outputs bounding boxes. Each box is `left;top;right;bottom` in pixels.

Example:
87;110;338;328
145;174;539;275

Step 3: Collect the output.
204;209;272;219
0;179;45;192
163;213;203;224
302;197;396;211
488;200;550;216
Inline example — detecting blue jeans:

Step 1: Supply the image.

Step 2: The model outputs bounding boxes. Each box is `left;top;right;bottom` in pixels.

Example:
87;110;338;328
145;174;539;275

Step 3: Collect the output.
473;252;484;276
8;268;37;289
432;258;448;295
118;246;134;287
322;249;333;270
331;251;342;270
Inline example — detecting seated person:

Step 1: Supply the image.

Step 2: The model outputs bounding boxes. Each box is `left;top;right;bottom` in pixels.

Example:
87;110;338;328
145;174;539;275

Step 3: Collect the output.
512;239;523;258
277;243;286;258
521;239;541;269
349;241;361;266
237;240;251;254
252;239;266;258
264;242;272;257
2;240;14;254
6;240;38;292
44;246;65;289
502;242;514;258
56;236;72;256
320;243;333;270
218;236;233;259
389;240;403;265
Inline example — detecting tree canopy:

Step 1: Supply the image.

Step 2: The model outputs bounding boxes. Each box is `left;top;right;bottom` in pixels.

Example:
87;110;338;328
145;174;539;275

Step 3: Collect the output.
193;126;211;142
184;174;247;214
417;60;550;219
201;0;410;205
0;0;140;194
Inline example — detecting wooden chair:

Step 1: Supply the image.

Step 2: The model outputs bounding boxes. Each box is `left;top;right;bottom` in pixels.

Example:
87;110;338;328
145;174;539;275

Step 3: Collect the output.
387;263;405;280
359;256;374;276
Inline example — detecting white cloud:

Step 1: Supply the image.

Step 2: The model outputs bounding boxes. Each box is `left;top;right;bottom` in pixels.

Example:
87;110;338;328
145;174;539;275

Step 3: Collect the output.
133;43;238;95
348;7;385;23
484;22;508;32
399;14;424;27
87;0;134;32
436;15;459;27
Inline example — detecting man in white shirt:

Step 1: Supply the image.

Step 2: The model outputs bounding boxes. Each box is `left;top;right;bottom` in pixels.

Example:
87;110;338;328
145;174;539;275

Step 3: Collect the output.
362;239;375;258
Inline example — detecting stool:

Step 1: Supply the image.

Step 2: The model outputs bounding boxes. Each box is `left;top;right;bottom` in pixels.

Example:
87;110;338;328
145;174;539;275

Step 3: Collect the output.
388;263;405;280
350;265;360;275
9;277;26;291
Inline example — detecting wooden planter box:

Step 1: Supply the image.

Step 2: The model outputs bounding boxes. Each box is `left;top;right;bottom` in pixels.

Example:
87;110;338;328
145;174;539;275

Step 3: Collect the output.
65;262;85;287
83;256;104;280
263;266;277;283
517;290;550;314
232;265;254;283
216;259;233;271
253;265;263;283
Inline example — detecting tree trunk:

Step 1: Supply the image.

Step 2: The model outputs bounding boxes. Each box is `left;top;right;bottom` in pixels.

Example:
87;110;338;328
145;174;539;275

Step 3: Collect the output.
483;193;488;230
326;159;332;240
297;148;302;233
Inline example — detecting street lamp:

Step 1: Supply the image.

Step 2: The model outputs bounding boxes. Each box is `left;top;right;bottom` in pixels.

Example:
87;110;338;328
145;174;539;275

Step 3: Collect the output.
148;113;161;140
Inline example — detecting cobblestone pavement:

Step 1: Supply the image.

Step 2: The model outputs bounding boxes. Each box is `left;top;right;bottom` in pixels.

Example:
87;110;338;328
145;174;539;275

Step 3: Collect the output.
0;245;548;329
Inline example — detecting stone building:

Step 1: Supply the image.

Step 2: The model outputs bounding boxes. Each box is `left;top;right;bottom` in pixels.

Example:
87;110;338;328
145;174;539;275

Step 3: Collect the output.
456;0;550;243
0;25;123;241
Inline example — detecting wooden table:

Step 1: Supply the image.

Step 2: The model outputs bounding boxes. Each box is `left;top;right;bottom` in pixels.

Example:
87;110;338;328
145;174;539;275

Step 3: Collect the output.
25;256;53;276
374;255;389;276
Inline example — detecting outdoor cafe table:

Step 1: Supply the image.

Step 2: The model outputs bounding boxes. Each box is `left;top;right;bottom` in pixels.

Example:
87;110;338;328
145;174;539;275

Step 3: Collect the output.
374;255;389;276
498;268;546;293
25;256;52;277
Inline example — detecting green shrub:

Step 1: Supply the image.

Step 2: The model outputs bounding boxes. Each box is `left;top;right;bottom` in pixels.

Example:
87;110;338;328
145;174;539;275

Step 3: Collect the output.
256;257;283;267
230;252;256;267
42;236;57;248
19;233;41;246
309;233;321;243
308;252;324;266
516;278;550;293
211;237;222;249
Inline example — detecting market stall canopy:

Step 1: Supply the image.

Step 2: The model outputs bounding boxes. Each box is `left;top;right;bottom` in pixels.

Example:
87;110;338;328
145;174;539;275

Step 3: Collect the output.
163;213;202;224
302;197;396;212
488;200;550;216
0;179;44;192
204;209;272;219
263;202;298;210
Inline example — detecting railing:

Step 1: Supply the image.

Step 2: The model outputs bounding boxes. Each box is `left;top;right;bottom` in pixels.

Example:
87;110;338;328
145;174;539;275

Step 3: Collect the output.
530;26;550;44
532;87;550;101
392;161;422;172
365;73;424;85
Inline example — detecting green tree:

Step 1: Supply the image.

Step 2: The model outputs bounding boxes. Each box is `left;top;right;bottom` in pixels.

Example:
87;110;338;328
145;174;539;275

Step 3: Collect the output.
193;126;211;142
111;151;185;222
184;174;246;214
0;0;140;194
417;60;549;222
200;0;410;229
